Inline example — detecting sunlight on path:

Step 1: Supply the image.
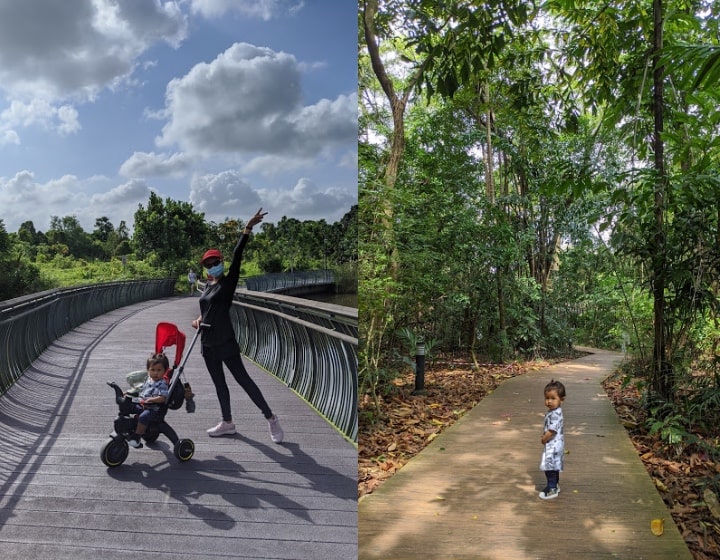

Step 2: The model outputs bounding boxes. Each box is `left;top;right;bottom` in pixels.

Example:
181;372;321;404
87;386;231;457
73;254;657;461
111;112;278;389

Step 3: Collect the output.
359;348;692;560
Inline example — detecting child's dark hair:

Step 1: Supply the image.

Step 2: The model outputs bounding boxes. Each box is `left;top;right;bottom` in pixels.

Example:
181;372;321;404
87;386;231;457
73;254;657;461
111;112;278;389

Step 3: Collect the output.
544;379;566;398
147;352;169;371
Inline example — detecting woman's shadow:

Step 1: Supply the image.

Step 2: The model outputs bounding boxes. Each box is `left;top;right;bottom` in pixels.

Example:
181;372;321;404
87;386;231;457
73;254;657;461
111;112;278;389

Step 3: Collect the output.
234;433;357;502
106;444;314;529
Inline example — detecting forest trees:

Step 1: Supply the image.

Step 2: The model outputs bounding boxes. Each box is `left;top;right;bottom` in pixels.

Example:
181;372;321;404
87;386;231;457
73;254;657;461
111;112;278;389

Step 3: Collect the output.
133;192;208;274
360;0;536;401
360;0;720;409
0;219;46;300
546;0;720;402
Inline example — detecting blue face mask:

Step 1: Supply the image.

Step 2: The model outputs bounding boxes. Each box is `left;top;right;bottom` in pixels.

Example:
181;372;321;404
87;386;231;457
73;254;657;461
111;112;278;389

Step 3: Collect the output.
206;263;224;278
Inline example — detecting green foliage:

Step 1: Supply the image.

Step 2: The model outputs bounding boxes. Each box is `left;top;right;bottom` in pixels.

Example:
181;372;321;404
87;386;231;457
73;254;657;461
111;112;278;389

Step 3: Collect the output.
647;403;697;458
250;205;357;273
395;327;440;372
133;192;208;275
39;255;164;287
0;197;355;301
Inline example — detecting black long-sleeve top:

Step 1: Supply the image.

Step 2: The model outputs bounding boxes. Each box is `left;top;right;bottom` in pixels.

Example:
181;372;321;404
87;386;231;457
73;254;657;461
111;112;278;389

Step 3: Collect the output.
198;233;249;348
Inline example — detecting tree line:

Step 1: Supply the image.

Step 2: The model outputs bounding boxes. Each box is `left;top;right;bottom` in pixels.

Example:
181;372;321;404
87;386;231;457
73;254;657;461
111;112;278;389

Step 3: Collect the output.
0;192;357;301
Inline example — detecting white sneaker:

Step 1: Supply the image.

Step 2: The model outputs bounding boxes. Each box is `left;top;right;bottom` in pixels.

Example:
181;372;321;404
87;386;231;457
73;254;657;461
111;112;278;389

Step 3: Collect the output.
207;421;236;437
539;487;560;500
268;415;283;443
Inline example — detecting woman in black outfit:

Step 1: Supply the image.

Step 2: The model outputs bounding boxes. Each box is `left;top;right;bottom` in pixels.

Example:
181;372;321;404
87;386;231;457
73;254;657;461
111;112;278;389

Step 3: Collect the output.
192;208;283;442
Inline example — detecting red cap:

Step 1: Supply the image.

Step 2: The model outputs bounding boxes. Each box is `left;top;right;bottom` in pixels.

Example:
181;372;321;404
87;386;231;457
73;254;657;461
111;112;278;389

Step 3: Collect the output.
201;248;223;265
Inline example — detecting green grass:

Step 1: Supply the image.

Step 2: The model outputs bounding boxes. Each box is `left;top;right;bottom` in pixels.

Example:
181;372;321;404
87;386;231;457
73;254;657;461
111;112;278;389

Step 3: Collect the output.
38;255;264;291
38;256;162;287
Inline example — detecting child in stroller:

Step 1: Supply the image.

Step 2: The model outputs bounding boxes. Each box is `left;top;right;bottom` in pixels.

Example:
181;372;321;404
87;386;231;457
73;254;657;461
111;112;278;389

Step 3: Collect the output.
126;352;170;448
100;322;197;467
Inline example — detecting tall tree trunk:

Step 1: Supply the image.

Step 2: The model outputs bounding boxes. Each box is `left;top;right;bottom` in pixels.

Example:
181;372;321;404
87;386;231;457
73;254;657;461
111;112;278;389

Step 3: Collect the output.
363;0;430;285
483;83;495;202
651;0;670;400
363;0;402;282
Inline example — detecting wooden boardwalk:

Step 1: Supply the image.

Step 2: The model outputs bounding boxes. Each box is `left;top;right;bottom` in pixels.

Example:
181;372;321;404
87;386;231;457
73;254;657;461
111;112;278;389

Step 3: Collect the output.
359;348;693;560
0;296;356;559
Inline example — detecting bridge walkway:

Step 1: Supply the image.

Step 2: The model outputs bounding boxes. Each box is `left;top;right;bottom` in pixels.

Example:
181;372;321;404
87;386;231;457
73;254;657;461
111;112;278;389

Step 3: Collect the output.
0;296;356;559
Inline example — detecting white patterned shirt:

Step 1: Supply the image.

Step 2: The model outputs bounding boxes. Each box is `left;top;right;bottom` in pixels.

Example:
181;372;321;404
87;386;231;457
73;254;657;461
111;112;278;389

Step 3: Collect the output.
540;407;564;472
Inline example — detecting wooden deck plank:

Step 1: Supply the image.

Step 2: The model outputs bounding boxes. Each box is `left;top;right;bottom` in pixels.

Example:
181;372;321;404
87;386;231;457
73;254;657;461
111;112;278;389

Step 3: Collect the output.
0;297;356;559
359;348;692;560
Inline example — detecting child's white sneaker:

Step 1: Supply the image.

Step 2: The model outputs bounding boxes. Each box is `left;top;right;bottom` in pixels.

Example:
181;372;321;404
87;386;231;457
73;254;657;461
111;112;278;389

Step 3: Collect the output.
539;487;559;500
207;421;236;437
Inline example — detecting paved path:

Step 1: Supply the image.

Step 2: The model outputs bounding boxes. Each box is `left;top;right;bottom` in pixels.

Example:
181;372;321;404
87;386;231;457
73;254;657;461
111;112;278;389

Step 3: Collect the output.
0;297;356;559
359;348;692;559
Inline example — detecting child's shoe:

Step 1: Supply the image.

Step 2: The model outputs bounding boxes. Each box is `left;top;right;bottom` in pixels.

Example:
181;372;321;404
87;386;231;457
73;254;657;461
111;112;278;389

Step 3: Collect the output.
539;486;559;500
268;414;284;443
207;421;236;437
127;434;143;448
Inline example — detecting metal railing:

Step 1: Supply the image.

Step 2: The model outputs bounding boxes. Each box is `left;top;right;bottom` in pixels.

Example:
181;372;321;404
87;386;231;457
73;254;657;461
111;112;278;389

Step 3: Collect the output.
0;280;175;394
1;273;358;444
243;270;335;292
230;290;358;443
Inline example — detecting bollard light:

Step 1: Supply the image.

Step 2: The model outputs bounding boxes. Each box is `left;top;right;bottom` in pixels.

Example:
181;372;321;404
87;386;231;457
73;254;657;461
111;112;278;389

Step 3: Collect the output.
412;337;426;395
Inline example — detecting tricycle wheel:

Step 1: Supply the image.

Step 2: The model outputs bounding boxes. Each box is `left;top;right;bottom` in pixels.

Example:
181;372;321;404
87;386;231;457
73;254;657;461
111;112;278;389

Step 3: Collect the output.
174;438;194;462
101;438;129;467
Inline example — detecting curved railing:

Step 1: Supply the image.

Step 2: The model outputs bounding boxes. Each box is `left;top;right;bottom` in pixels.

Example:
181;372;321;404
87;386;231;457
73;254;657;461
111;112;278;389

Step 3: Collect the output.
1;274;358;444
230;290;358;444
243;270;335;292
0;280;175;394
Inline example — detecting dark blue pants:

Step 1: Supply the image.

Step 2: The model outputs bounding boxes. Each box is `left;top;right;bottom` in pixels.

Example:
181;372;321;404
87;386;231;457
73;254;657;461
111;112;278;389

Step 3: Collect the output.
202;341;273;421
545;470;560;489
131;404;160;427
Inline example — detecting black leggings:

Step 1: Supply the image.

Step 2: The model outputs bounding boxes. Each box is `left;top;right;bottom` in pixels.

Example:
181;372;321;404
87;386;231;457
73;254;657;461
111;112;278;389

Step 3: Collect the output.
202;343;273;421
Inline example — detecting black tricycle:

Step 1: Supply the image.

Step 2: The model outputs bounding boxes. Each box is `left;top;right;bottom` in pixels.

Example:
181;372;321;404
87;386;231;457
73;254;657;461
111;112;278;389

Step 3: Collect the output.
100;322;200;467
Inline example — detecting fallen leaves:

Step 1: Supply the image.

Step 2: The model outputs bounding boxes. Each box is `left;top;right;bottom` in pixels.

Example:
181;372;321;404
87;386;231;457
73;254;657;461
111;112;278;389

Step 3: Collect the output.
703;488;720;520
359;354;580;499
604;373;720;559
654;478;669;492
651;518;665;536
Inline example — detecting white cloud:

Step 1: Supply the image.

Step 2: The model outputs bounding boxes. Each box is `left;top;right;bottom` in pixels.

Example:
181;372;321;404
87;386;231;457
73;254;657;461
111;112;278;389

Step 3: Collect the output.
90;178;151;206
0;129;19;146
0;172;150;232
190;0;304;20
0;171;84;229
0;100;82;140
188;170;353;224
240;154;312;177
56;105;81;136
257;177;356;221
119;151;194;178
0;0;187;148
189;170;262;222
0;0;187;101
155;42;357;159
337;149;358;170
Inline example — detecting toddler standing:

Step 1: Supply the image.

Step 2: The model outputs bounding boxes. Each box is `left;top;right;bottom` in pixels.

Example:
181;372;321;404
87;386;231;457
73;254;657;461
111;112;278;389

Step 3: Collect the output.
539;379;565;500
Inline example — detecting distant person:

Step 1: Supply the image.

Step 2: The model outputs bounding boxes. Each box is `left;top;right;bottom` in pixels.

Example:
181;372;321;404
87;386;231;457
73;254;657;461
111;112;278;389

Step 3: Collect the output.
125;353;170;448
539;379;565;500
191;208;283;443
188;269;198;295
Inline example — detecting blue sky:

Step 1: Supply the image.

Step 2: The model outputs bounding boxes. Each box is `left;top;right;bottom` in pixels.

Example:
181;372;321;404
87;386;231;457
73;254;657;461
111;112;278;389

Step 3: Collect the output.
0;0;357;234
